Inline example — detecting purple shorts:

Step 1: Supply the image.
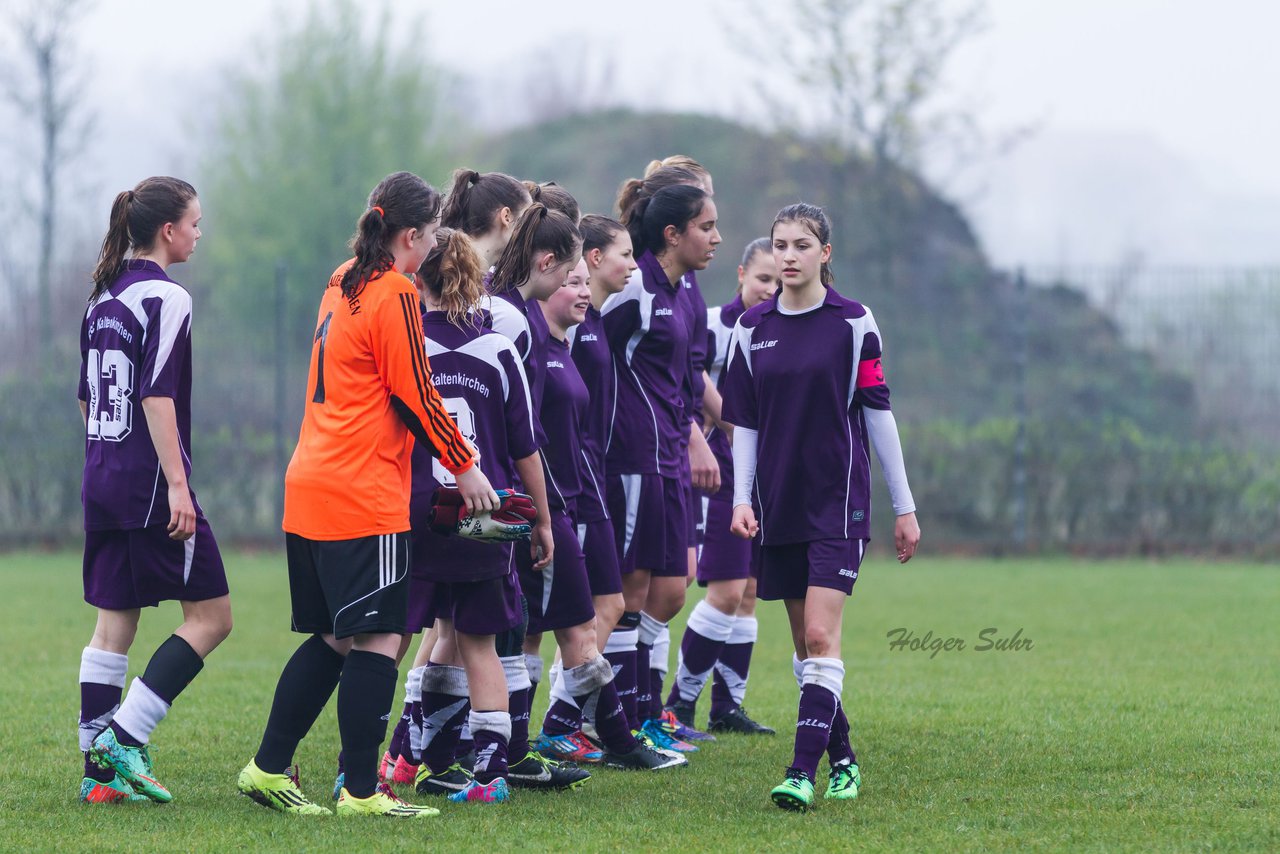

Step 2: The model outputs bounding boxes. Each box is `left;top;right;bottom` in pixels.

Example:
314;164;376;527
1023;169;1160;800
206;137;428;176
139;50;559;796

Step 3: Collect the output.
426;565;523;636
757;538;867;601
578;517;623;596
696;493;753;585
520;511;596;634
408;524;515;632
83;518;228;610
606;473;688;577
687;484;704;548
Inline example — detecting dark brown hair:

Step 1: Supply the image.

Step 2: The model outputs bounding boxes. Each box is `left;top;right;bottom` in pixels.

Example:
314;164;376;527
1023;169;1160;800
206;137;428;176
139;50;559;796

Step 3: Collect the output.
489;204;582;294
418;227;486;328
440;169;531;238
90;176;197;301
523;181;580;223
340;171;442;299
578;214;626;255
772;203;834;285
615;166;702;225
626;184;709;258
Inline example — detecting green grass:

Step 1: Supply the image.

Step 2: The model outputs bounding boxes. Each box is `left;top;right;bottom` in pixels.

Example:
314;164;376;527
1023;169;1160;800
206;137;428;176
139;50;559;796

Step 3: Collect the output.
1;553;1276;852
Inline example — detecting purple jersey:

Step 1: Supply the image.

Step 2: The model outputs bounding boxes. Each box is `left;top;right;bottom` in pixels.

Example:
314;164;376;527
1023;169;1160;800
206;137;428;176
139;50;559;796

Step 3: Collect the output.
411;311;538;582
540;335;589;516
682;270;709;424
600;250;692;479
566;306;611;522
704;296;748;493
483;289;550;448
78;260;202;530
720;286;891;545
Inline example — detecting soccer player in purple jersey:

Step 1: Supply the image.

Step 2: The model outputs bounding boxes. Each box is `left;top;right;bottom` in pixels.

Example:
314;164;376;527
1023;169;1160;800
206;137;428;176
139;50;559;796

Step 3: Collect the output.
617;161;721;743
77;177;233;805
408;228;559;803
532;260;685;772
484;204;602;779
388;168;533;786
667;238;779;736
722;203;921;811
568;216;638;744
602;183;721;754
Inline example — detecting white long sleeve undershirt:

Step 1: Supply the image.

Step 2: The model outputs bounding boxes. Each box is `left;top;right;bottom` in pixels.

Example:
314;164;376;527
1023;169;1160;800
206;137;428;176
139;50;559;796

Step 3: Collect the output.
863;407;916;515
731;426;758;508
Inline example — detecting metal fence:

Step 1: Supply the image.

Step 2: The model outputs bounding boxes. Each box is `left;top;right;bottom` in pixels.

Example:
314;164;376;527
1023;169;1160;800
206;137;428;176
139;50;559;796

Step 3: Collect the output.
2;263;1277;554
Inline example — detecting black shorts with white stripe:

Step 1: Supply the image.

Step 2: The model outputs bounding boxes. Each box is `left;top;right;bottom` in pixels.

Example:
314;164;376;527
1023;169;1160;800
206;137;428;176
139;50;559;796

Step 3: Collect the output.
285;531;411;639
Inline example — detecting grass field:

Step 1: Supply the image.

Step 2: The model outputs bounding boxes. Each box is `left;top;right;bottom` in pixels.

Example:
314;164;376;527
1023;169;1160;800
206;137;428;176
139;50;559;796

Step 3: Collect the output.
1;552;1276;852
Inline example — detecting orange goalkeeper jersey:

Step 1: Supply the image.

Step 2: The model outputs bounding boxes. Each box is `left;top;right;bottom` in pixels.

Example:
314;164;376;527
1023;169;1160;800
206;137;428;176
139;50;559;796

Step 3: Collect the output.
283;260;475;540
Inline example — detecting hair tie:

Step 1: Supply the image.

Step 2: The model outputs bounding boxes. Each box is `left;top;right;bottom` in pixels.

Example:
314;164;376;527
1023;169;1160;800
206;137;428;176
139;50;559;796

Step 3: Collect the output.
371;206;385;217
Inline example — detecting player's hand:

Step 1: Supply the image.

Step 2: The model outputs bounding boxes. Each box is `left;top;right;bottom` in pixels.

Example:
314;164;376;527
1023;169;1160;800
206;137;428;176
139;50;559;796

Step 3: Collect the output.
895;512;921;563
730;504;758;540
167;486;196;541
530;522;554;569
689;427;720;493
454;465;500;515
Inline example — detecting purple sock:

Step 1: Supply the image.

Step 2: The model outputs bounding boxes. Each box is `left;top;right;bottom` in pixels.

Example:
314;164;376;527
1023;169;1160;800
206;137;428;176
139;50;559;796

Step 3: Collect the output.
388;704;411;760
80;683;122;782
469;710;511;784
667;603;733;707
507;688;531;759
421;664;469;774
828;702;857;766
604;623;640;731
593;682;638;752
407;700;424;763
710;615;757;719
649;667;666;720
541;696;581;736
792;684;839;780
635;643;652;724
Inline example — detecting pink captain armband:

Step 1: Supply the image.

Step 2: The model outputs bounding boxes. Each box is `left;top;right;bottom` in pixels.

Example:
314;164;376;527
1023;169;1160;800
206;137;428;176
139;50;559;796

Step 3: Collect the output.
857;357;886;389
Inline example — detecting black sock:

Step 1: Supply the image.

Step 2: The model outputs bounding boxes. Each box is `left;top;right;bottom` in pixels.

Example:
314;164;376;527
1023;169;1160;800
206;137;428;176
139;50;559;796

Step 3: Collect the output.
141;635;205;704
255;635;344;774
338;650;398;798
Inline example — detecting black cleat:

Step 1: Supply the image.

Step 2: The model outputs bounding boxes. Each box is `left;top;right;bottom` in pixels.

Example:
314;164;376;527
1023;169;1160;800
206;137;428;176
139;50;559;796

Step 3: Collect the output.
602;741;689;771
415;762;473;796
507;751;590;790
708;706;776;735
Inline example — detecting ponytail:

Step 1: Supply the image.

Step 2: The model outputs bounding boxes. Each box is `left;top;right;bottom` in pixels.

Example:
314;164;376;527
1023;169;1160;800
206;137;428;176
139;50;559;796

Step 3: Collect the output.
440;168;530;238
341;171;441;299
418;227;486;328
90;177;197;301
626;184;707;258
771;203;835;286
615;165;701;226
490;203;582;294
524;181;580;223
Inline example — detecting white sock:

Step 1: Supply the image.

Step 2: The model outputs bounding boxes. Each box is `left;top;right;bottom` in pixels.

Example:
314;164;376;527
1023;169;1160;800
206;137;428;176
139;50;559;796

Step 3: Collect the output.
111;678;170;746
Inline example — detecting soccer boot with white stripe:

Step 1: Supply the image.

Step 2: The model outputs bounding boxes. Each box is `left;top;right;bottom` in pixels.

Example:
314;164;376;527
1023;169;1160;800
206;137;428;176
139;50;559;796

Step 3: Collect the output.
237;759;332;816
89;728;172;803
414;762;473;796
825;760;861;799
532;731;604;764
508;750;591;789
707;705;776;735
378;751;395;783
336;782;440;817
602;739;689;771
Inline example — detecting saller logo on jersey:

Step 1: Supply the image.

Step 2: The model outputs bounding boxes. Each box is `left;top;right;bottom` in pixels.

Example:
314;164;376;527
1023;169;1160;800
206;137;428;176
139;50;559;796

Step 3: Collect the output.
750;339;779;351
654;307;674;316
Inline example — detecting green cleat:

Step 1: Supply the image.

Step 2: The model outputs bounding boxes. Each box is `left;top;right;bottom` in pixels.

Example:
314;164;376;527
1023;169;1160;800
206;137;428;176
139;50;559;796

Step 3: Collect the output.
825;761;861;799
336;783;441;818
238;759;332;815
89;728;171;803
770;768;815;811
80;774;149;804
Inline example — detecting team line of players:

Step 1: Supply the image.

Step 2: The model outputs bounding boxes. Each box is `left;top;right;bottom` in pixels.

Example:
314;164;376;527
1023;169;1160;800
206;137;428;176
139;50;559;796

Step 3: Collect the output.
74;156;920;816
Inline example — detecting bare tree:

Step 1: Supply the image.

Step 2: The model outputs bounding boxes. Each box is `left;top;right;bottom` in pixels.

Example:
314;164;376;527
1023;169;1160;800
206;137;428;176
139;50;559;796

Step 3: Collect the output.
1;0;94;365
